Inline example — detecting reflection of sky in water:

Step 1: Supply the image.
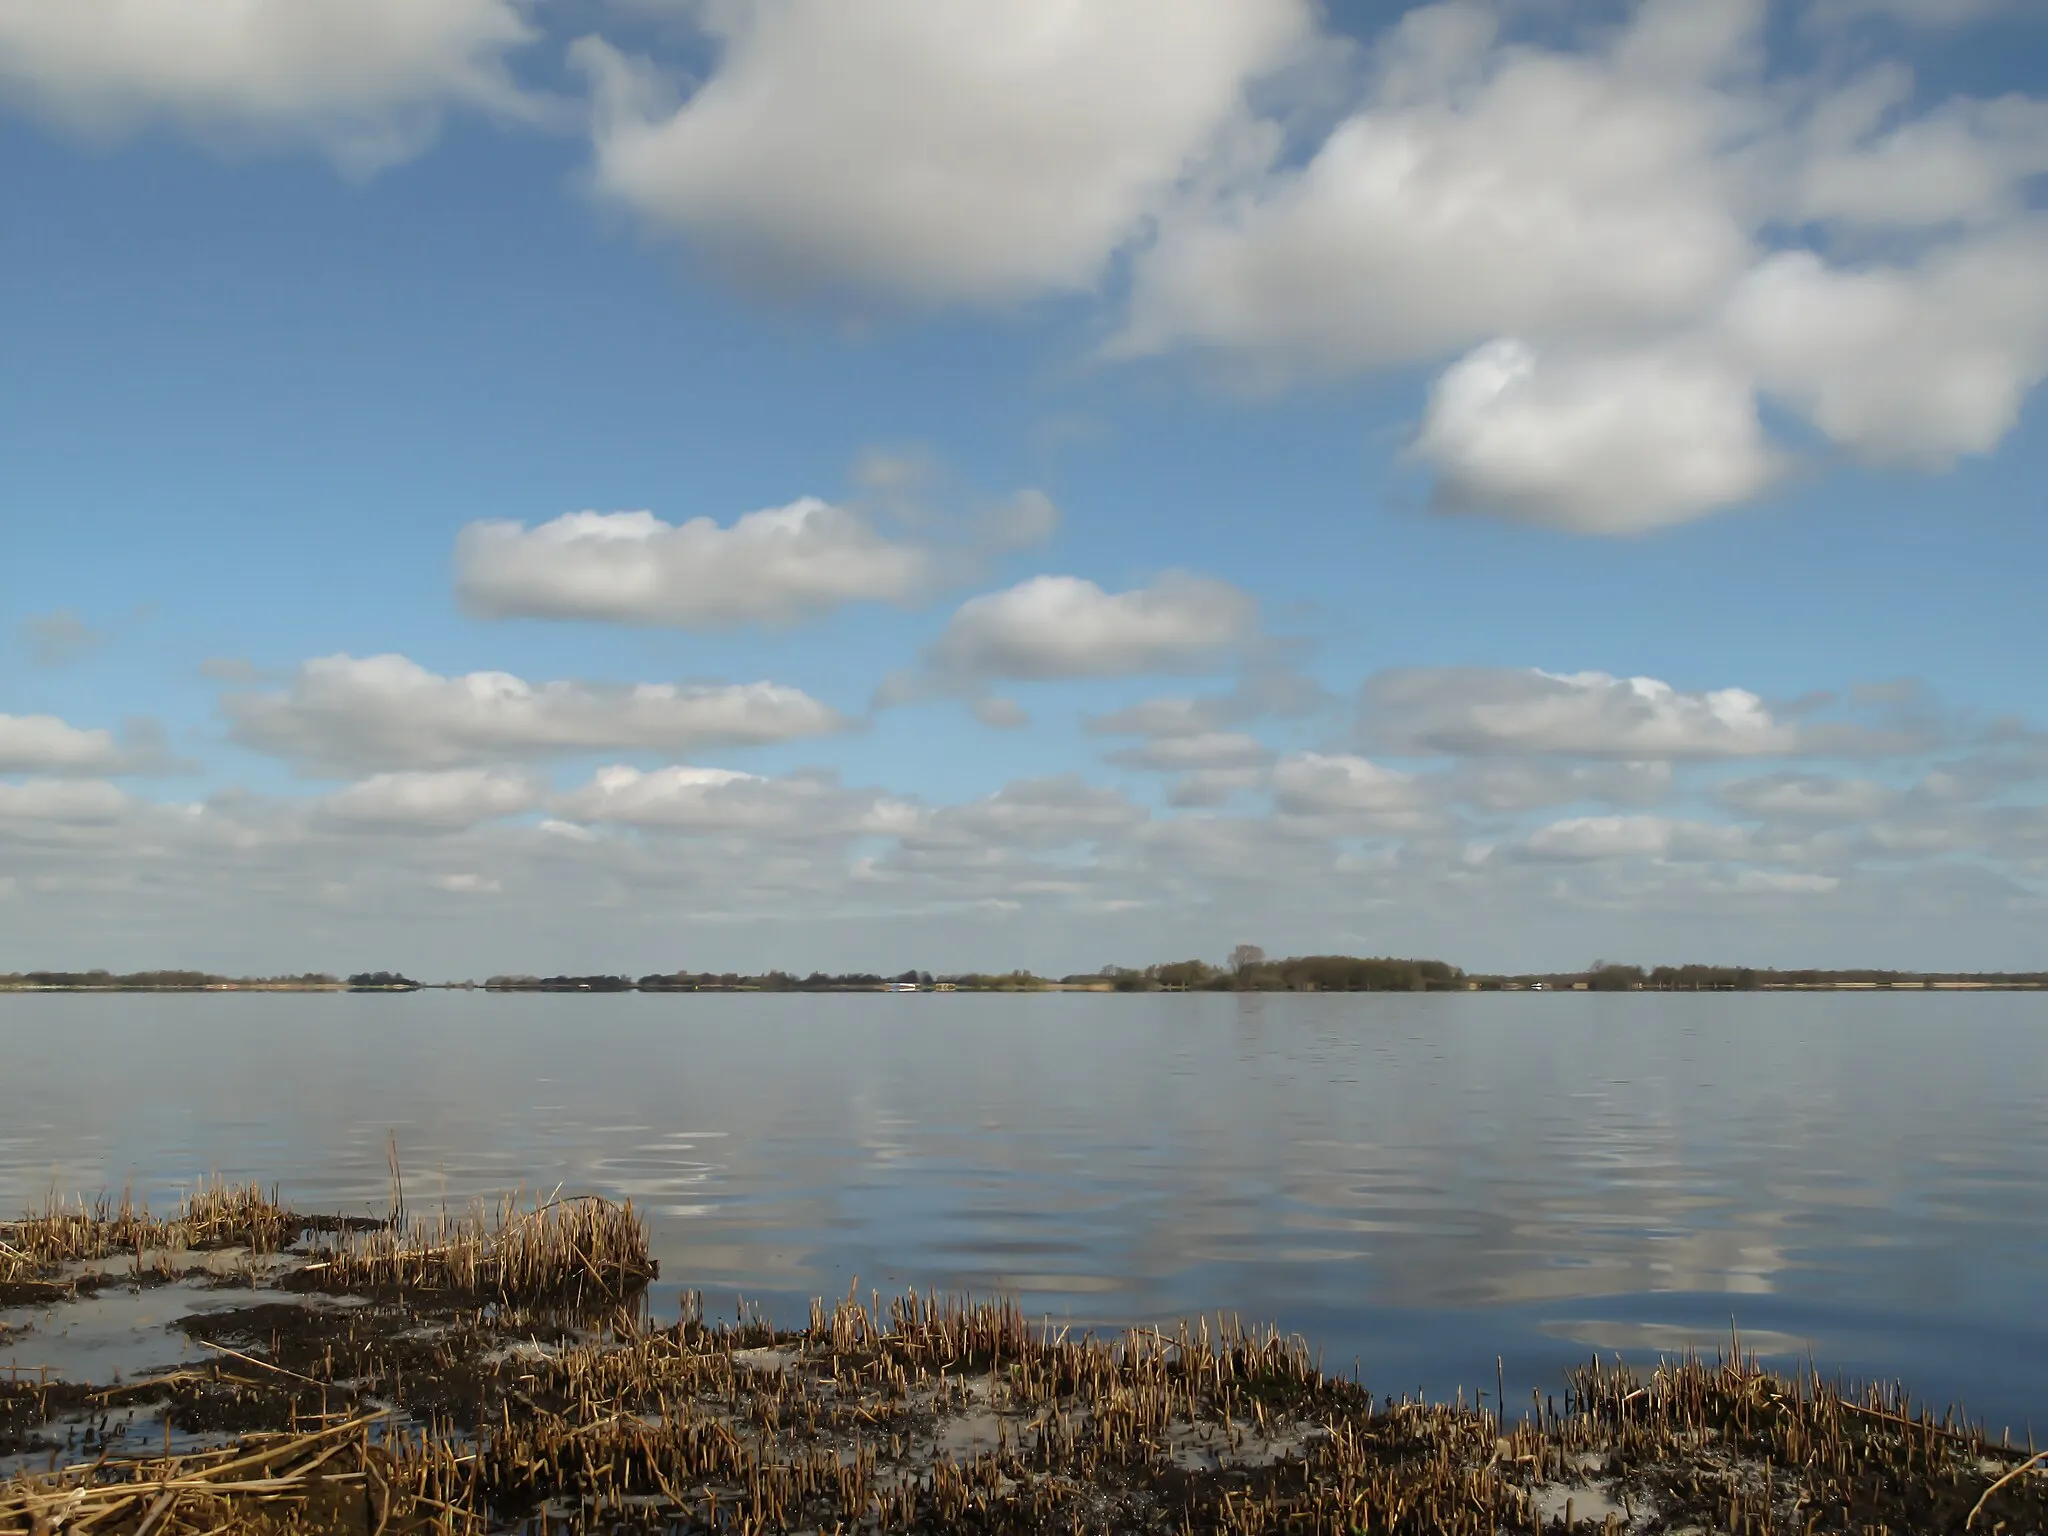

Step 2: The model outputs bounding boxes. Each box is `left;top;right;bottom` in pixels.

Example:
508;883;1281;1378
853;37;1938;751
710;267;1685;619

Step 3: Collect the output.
3;991;2045;1424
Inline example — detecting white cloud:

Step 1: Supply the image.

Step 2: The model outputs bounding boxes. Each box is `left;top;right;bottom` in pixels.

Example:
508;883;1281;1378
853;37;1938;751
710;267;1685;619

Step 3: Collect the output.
574;0;1313;304
1452;760;1675;813
5;671;2047;973
0;0;542;172
0;778;129;824
455;500;940;629
1519;814;1749;862
314;768;542;833
1116;0;1754;374
923;573;1256;683
1085;670;1335;740
1715;774;1897;822
551;764;899;839
1785;71;2048;231
432;872;502;895
1271;753;1424;815
1363;668;1798;759
1726;233;2048;468
0;712;123;774
1108;0;2048;529
1106;732;1274;773
226;653;842;774
1166;768;1271;809
1414;338;1781;531
917;776;1146;848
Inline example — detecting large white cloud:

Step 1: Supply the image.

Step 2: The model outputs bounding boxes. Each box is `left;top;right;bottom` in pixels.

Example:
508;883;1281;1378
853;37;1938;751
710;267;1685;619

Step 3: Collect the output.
1414;339;1780;532
456;500;939;629
1726;233;2048;468
1107;0;2048;530
1115;0;1754;373
923;574;1257;683
0;712;123;774
1783;69;2048;231
226;653;842;774
313;768;542;833
0;0;541;172
1363;669;1798;760
574;0;1313;304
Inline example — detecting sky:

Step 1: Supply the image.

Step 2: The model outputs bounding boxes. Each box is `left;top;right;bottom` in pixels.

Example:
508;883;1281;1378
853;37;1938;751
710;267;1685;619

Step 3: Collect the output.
3;0;2047;979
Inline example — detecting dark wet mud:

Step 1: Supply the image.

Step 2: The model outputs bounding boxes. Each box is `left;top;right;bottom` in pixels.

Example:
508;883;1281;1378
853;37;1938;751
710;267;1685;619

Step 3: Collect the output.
5;1182;2044;1534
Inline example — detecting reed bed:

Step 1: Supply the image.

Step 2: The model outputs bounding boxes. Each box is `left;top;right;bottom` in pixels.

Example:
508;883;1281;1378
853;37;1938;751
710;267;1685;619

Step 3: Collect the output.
0;1178;297;1286
15;1285;2039;1534
301;1193;654;1305
7;1179;2046;1533
0;1413;470;1536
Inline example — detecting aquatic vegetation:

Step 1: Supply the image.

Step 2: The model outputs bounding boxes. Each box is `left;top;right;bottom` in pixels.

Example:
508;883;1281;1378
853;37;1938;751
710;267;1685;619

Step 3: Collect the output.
0;1178;298;1292
297;1191;655;1305
5;1184;2045;1533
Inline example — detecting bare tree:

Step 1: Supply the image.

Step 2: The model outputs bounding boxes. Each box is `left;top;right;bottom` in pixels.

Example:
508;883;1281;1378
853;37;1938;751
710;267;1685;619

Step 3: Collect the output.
1229;944;1266;977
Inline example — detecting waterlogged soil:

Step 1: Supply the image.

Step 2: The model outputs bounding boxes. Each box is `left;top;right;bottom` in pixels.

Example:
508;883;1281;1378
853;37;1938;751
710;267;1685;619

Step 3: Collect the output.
5;1215;2048;1532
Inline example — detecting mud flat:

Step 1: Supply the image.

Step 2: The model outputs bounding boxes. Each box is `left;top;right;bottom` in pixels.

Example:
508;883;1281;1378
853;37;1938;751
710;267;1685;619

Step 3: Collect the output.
4;1179;2044;1534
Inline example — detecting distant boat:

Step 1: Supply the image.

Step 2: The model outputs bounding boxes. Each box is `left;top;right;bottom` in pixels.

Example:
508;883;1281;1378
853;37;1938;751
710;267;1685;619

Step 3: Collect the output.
884;981;921;992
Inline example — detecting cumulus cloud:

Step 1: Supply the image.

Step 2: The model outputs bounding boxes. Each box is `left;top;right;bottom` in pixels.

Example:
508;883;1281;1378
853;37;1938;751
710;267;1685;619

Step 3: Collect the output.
0;712;123;774
1107;0;2048;529
552;764;905;839
313;768;542;833
1517;814;1752;863
0;0;543;172
226;653;841;775
1783;70;2048;231
1414;339;1781;532
1271;753;1426;815
1085;670;1336;740
916;776;1147;848
1726;234;2048;469
0;778;130;824
574;0;1313;304
1115;0;1754;374
456;500;941;629
1714;773;1897;822
1106;732;1275;773
1451;760;1676;814
1362;669;1799;759
5;670;2046;971
920;573;1257;685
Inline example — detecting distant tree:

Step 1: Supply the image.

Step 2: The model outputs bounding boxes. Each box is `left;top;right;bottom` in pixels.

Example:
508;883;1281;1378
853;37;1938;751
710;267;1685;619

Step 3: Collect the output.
1229;944;1266;977
348;971;419;990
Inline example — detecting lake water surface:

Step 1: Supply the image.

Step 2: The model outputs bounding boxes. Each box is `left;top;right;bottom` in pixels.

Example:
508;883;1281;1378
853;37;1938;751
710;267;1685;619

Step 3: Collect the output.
4;990;2045;1430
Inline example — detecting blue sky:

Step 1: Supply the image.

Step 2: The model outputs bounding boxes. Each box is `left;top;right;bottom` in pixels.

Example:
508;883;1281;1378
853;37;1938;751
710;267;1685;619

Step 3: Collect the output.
3;0;2047;977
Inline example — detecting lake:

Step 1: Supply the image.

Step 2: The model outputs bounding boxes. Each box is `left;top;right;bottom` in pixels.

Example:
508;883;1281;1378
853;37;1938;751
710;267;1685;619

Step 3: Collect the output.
4;989;2045;1431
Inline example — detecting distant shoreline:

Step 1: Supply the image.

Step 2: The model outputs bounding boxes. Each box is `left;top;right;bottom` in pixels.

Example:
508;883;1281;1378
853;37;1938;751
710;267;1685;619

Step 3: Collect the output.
3;976;2044;994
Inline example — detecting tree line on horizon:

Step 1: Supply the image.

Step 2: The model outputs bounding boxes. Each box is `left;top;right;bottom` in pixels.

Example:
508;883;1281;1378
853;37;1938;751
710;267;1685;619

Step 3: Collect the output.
6;958;2046;993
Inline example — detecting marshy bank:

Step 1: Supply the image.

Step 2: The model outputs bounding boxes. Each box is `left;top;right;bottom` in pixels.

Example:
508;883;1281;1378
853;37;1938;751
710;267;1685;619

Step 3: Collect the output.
4;1181;2045;1534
